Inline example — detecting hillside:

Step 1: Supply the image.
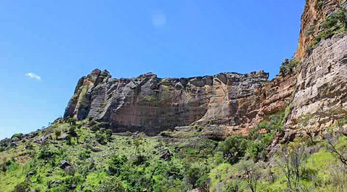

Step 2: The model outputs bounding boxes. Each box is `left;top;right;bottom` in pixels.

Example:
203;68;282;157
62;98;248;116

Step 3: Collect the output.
1;0;347;191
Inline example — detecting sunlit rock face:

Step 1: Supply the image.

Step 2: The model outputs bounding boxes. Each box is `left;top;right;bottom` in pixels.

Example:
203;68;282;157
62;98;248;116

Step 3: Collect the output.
286;34;347;133
64;70;269;135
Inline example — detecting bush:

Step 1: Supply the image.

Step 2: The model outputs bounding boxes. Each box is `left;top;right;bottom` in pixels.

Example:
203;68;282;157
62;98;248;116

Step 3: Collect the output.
11;133;23;140
105;129;113;141
78;149;91;160
95;132;107;145
54;129;61;138
185;167;202;188
13;180;30;192
66;116;77;125
38;146;56;159
107;154;127;176
248;141;267;162
0;146;6;152
65;135;72;145
280;58;299;75
219;135;248;164
98;177;126;192
90;121;109;132
68;125;77;137
315;0;323;10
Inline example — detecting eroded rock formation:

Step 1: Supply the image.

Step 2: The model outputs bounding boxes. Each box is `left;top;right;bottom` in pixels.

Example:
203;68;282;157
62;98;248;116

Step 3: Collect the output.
64;70;269;135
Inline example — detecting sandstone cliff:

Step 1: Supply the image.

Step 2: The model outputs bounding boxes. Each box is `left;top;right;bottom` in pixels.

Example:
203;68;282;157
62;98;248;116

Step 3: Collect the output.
64;70;269;135
64;0;347;137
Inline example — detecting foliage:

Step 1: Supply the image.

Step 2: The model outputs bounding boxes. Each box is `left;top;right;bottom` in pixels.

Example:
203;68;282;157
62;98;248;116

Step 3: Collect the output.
276;140;308;191
11;133;23;140
13;180;30;192
54;129;61;138
97;177;126;192
315;0;323;10
1;119;347;192
219;135;248;164
308;8;347;53
280;58;299;75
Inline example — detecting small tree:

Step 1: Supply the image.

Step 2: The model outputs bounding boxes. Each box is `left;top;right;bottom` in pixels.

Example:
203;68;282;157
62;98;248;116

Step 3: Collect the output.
325;134;347;191
133;135;143;155
237;160;261;192
219;135;248;164
276;141;307;191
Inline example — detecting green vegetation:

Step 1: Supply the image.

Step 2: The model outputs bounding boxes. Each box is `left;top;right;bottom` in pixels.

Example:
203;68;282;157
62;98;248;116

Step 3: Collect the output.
1;114;347;191
280;58;299;75
315;0;323;10
307;8;347;53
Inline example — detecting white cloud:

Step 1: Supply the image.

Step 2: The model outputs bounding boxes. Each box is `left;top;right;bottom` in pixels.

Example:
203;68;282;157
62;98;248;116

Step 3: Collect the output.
152;12;166;27
26;73;41;80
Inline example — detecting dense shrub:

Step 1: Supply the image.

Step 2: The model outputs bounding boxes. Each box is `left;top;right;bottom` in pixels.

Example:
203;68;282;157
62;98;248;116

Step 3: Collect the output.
11;133;23;140
95;132;107;145
280;58;299;75
219;135;248;164
68;125;78;137
107;154;127;176
38;146;57;159
13;180;30;192
54;129;61;138
0;146;6;152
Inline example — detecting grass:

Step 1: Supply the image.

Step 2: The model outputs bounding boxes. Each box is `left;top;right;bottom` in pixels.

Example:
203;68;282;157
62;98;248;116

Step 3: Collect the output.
1;117;347;191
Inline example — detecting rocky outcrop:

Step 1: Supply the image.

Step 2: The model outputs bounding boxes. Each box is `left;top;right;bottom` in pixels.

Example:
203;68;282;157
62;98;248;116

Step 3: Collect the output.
64;70;269;135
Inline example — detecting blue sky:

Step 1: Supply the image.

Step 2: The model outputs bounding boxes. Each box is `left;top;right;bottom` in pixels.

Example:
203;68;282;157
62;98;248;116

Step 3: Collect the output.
0;0;305;139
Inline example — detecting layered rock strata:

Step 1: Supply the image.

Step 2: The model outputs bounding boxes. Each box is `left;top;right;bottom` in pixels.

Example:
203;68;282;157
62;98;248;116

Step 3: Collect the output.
64;70;269;135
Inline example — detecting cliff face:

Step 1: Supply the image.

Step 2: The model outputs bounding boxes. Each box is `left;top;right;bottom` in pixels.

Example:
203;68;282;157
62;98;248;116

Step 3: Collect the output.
64;70;269;135
296;0;340;60
64;0;347;136
287;34;347;133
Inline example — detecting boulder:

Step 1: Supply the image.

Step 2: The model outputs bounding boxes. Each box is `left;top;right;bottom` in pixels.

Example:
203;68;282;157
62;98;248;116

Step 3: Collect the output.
60;160;71;169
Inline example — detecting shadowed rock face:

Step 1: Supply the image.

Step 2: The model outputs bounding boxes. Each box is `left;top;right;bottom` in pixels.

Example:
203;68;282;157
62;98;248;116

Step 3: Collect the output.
64;70;269;135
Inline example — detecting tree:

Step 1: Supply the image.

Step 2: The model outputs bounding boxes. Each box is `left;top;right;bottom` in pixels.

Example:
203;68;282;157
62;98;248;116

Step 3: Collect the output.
219;135;248;164
276;141;307;191
133;135;143;155
237;160;261;192
325;134;347;191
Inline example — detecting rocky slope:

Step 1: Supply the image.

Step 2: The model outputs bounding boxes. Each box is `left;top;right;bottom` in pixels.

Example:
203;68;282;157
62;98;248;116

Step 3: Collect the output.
64;0;347;138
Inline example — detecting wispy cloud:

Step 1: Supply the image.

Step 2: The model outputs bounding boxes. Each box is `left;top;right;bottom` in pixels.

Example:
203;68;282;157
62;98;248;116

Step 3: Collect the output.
152;12;166;28
26;73;41;80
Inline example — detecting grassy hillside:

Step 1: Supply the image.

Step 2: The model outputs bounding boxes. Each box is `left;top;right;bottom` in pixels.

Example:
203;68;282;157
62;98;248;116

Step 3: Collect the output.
1;117;347;192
